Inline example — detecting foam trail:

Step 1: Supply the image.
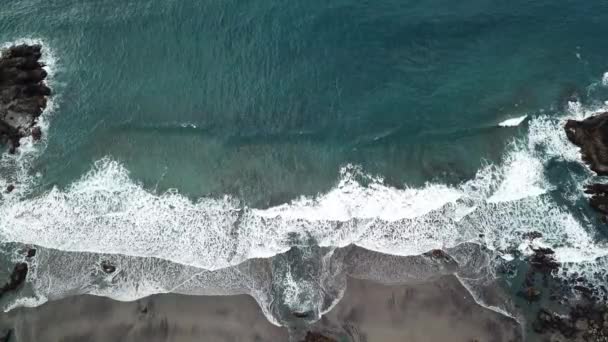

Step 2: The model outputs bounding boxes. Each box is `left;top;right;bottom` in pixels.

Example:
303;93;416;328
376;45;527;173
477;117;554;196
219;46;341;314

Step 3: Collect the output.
498;115;528;127
1;112;605;275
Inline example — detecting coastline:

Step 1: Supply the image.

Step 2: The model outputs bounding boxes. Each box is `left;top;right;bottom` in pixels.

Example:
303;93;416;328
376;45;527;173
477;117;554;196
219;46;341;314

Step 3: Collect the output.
0;275;521;342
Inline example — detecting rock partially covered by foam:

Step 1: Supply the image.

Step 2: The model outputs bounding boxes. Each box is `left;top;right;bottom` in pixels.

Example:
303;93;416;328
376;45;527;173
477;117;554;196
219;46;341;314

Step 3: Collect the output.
565;113;608;222
564;112;608;175
584;183;608;222
533;303;608;340
0;262;28;299
0;44;50;153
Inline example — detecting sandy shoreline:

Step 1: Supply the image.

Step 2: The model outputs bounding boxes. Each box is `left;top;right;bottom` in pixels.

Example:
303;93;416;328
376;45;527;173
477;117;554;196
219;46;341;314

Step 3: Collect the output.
0;275;522;342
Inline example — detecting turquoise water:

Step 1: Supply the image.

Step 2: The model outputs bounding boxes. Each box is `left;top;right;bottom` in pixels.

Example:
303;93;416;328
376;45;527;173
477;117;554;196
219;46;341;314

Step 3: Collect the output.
2;0;607;203
1;0;608;337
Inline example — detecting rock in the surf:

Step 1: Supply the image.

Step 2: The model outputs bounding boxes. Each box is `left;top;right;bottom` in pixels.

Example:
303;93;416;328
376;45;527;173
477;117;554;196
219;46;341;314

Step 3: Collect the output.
0;43;50;153
0;262;28;299
564;112;608;175
25;248;36;258
583;183;608;222
100;261;116;274
533;303;608;340
564;113;608;222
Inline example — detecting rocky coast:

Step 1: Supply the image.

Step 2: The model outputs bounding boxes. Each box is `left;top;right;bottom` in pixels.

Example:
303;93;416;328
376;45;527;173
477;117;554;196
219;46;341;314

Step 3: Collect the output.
0;44;50;153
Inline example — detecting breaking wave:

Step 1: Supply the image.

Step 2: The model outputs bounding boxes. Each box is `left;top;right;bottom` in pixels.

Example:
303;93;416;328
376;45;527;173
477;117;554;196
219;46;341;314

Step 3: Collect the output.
2;110;603;269
1;42;607;326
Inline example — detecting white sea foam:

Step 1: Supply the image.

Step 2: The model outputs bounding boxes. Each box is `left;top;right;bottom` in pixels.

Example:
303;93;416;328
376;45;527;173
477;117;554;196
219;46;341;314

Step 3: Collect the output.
602;72;608;87
256;165;463;222
0;42;607;324
498;115;528;127
1;112;603;276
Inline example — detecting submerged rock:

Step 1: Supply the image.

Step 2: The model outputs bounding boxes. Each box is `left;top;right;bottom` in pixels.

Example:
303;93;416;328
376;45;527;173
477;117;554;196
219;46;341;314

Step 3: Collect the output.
584;182;608;222
26;248;36;258
530;247;559;275
100;261;116;274
534;303;608;340
519;286;541;303
0;44;50;153
0;262;28;299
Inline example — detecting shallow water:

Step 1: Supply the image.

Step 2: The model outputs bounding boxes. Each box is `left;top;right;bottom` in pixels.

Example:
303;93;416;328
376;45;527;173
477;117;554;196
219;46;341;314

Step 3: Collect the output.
1;0;608;338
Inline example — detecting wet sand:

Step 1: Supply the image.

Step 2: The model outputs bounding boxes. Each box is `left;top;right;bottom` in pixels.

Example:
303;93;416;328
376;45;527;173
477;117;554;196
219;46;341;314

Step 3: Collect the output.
0;275;522;342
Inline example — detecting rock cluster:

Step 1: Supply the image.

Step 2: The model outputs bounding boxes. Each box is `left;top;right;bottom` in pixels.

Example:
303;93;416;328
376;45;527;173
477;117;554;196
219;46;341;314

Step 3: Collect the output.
0;43;50;153
521;113;608;340
584;183;608;222
517;232;560;303
533;304;608;341
565;112;608;221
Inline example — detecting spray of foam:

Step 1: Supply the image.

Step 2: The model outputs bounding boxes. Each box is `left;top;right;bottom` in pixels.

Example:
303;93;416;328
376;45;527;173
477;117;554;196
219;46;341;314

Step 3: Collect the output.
1;69;608;326
498;115;528;127
0;38;60;199
0;112;603;330
1;106;605;273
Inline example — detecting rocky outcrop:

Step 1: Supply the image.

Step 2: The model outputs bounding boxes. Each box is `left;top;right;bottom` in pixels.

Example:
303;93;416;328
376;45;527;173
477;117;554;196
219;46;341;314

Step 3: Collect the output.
565;113;608;222
584;183;608;222
0;44;50;153
565;112;608;175
0;262;28;299
533;304;608;341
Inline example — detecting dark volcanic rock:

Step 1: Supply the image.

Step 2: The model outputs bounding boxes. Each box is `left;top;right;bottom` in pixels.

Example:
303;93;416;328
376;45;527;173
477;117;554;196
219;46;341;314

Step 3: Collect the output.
101;261;116;274
31;126;41;141
0;262;28;299
534;303;608;340
565;112;608;175
5;184;14;193
583;182;608;222
530;247;559;274
26;248;36;258
0;44;49;153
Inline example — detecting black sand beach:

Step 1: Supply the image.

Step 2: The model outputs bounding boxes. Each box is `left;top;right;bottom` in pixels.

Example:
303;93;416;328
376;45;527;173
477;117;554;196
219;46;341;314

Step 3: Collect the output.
0;275;522;342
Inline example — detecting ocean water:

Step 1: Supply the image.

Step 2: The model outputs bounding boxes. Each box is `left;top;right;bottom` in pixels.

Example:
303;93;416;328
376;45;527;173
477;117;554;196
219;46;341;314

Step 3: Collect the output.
1;0;608;337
